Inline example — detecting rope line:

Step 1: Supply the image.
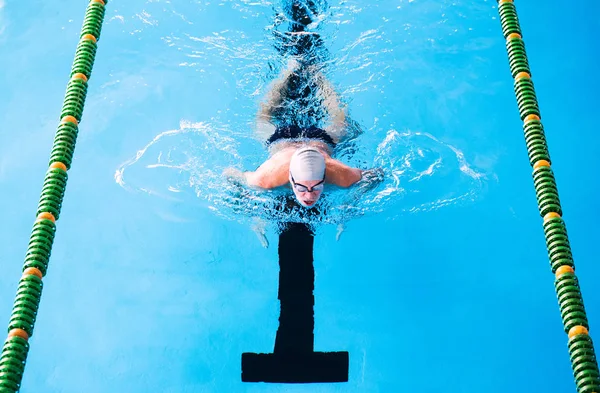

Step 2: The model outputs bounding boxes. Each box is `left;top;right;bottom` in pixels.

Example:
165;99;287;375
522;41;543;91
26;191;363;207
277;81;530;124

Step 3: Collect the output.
497;1;600;392
0;1;107;392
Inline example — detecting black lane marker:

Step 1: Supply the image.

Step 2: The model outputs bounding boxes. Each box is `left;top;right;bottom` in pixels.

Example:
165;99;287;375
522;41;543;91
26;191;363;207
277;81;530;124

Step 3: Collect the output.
241;222;349;383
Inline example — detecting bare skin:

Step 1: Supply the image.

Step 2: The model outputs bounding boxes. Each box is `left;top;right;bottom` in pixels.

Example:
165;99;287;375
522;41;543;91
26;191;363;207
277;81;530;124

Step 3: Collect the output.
244;142;362;191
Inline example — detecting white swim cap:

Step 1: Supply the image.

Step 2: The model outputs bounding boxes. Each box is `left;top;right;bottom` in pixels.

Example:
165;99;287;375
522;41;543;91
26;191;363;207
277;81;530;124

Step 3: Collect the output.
289;147;326;181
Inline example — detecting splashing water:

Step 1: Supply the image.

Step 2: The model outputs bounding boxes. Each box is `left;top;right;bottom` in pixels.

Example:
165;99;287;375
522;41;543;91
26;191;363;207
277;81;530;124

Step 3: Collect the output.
112;0;490;233
115;120;485;231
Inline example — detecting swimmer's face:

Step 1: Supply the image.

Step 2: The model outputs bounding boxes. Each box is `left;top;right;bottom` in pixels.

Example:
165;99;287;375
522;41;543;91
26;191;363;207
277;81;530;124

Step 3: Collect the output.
289;175;325;208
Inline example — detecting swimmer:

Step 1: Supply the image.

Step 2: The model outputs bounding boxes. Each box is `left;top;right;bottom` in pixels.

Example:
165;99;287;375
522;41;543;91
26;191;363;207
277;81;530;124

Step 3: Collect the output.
223;1;384;245
224;58;383;208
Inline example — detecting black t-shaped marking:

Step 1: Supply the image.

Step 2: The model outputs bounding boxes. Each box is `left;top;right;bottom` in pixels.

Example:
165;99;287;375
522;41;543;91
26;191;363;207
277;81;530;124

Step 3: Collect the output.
241;222;349;383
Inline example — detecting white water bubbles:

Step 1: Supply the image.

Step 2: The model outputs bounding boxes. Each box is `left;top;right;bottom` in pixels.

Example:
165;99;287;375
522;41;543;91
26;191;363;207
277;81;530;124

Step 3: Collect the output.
360;128;485;217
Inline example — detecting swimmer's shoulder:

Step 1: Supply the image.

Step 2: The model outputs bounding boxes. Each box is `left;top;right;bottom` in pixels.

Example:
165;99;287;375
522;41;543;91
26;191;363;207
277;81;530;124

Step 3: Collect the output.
325;157;362;188
260;141;333;189
248;149;292;189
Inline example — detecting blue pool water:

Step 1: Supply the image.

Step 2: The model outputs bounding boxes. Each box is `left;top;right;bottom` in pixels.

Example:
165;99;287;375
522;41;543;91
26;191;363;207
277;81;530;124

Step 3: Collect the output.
1;0;599;392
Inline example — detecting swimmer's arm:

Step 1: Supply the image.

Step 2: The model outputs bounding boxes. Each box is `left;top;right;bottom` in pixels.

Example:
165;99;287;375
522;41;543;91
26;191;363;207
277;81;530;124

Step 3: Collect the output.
325;159;363;188
340;167;385;210
224;167;283;190
326;159;385;189
243;171;278;189
243;157;289;190
245;172;288;189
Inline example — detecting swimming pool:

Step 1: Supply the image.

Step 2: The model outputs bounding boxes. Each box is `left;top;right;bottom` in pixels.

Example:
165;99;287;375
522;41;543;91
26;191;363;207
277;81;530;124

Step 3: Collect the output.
0;0;599;391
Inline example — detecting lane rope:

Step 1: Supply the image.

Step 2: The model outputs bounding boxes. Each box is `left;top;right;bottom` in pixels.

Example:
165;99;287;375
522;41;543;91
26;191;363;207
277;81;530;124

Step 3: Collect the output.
497;1;600;392
0;1;107;392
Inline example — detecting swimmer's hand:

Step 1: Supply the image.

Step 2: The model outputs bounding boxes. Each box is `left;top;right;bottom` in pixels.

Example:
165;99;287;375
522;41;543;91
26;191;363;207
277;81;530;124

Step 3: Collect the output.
223;167;247;186
335;167;385;234
360;167;385;185
348;167;384;201
223;167;253;216
223;167;276;189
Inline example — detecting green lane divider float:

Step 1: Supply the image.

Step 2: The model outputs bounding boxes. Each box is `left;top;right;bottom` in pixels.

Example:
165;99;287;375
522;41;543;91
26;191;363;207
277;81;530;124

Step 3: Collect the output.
0;1;107;392
497;1;600;392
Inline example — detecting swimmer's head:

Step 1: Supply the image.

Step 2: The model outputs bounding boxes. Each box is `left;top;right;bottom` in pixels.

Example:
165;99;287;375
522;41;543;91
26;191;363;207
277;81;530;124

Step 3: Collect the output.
289;147;326;208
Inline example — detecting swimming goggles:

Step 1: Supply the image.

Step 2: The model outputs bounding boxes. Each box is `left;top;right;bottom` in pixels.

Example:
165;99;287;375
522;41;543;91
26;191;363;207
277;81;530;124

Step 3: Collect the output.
290;174;325;193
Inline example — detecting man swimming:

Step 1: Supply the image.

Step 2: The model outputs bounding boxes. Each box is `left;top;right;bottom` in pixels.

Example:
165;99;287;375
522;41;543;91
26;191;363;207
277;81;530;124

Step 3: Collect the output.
224;0;383;235
225;58;382;209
